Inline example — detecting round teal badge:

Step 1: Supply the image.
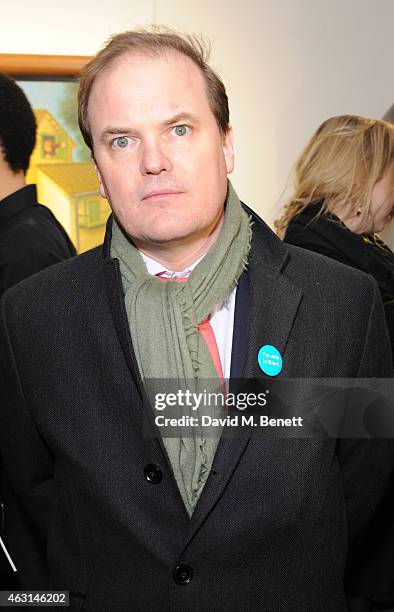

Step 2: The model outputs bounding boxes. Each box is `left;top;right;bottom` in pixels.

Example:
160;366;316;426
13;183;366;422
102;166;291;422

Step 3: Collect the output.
258;344;282;376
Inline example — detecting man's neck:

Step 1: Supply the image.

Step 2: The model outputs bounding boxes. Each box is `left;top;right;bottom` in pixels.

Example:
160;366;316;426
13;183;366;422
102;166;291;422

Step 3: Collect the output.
135;216;224;272
0;167;26;202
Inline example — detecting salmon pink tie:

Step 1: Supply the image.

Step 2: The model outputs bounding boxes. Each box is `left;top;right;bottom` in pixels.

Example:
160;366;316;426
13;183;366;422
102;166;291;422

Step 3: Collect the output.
156;272;225;384
196;318;225;384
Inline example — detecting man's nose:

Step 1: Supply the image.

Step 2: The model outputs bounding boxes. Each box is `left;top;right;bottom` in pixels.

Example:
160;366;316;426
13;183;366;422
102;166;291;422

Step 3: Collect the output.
140;137;173;175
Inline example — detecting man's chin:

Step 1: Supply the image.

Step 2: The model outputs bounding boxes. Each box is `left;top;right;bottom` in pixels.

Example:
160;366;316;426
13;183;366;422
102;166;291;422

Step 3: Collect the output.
140;231;196;246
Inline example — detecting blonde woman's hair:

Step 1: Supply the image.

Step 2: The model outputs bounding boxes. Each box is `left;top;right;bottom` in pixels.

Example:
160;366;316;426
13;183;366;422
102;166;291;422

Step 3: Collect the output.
275;115;394;238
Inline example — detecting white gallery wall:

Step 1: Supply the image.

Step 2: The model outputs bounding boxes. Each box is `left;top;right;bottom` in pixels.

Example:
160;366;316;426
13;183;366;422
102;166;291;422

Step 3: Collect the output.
1;0;394;241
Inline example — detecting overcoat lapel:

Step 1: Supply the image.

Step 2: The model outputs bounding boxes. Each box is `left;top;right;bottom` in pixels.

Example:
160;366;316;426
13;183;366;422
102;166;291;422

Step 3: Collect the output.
240;206;303;379
103;257;145;397
189;209;303;532
243;222;303;379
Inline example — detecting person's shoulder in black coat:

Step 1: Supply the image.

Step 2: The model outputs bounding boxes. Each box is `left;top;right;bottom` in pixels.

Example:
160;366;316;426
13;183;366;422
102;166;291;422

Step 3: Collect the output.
0;184;76;297
0;184;76;584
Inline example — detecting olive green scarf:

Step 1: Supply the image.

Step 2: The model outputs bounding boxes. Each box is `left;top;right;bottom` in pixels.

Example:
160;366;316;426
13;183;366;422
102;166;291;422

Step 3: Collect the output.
111;181;252;514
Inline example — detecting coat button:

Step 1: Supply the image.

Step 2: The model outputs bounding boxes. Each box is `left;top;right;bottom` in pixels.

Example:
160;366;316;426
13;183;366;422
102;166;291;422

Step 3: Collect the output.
144;464;162;484
174;564;193;585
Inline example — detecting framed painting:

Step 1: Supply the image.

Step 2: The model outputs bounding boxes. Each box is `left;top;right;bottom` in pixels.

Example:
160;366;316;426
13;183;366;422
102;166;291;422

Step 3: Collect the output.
0;53;111;254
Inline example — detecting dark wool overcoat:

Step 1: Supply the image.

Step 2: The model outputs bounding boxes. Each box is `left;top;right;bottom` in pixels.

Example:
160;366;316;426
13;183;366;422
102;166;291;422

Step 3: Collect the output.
0;208;393;611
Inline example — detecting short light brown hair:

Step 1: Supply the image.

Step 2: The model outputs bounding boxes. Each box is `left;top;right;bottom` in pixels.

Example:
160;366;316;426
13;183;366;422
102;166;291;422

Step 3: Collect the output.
275;115;394;237
78;26;230;151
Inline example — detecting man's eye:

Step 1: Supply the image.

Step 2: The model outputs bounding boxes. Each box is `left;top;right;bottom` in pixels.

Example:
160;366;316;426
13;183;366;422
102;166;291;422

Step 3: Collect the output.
172;125;188;137
112;136;131;148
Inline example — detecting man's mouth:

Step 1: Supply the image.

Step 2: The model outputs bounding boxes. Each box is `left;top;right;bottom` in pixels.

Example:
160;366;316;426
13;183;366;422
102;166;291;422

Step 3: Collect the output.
142;189;183;201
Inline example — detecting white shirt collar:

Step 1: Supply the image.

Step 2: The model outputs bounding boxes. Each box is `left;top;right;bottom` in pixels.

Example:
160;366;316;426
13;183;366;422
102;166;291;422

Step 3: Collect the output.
139;251;233;310
140;251;203;279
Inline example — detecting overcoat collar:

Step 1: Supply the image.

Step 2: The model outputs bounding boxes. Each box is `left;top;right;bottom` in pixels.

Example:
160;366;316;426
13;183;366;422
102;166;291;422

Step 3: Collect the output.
101;207;303;529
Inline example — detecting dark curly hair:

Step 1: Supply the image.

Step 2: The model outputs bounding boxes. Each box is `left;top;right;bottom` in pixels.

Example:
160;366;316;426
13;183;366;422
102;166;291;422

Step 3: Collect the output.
0;73;36;173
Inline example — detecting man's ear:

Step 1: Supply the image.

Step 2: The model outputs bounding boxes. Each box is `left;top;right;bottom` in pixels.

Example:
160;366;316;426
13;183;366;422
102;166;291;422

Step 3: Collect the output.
223;127;235;175
93;157;108;200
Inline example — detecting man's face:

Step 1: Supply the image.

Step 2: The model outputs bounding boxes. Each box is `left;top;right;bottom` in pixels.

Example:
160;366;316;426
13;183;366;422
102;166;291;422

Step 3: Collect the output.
89;50;234;249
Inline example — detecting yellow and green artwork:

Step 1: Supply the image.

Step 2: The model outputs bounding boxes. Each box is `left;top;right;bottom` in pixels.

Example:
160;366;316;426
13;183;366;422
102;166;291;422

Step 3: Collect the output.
18;80;110;254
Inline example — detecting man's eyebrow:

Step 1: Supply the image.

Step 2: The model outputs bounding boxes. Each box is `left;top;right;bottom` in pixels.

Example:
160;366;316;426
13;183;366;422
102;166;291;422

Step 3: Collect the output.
99;127;131;144
162;112;201;126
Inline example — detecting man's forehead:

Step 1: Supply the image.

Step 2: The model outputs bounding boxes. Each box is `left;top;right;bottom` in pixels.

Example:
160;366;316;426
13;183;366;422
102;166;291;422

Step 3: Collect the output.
89;48;214;128
94;48;205;90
